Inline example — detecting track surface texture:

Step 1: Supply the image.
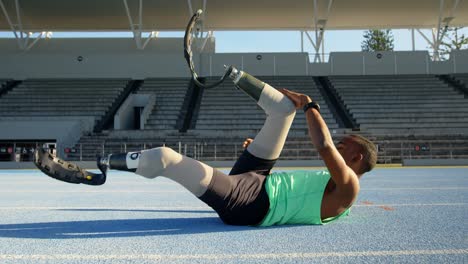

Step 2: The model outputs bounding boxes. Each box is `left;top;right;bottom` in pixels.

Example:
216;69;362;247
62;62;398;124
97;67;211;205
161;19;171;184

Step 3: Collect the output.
0;167;467;263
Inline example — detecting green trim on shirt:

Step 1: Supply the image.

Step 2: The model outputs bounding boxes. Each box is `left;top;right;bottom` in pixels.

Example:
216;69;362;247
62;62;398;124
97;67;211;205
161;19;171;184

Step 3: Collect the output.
258;170;351;226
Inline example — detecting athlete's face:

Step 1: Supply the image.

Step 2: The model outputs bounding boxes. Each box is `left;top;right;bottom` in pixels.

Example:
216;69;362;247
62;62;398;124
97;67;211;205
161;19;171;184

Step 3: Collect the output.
336;136;363;175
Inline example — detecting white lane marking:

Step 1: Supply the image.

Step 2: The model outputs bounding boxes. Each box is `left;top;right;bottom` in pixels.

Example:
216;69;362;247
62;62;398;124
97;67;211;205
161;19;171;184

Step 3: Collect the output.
63;229;180;236
0;190;186;193
354;203;467;207
0;206;212;210
362;187;468;190
0;249;466;260
0;203;466;211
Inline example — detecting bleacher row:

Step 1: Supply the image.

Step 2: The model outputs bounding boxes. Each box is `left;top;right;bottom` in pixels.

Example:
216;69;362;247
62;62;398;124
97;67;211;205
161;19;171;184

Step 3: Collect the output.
0;79;127;122
197;76;338;136
0;74;467;163
454;74;468;88
329;75;468;134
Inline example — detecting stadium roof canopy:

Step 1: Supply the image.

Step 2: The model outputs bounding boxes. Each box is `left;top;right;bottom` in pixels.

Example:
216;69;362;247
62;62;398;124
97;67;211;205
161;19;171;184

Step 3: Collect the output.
0;0;467;32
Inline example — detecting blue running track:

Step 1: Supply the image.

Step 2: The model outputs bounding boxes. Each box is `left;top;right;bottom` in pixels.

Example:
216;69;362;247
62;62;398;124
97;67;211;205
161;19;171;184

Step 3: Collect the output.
0;167;467;263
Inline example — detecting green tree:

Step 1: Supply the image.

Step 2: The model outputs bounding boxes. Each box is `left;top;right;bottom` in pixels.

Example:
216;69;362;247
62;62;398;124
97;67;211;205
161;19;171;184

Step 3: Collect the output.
361;29;394;52
439;27;468;59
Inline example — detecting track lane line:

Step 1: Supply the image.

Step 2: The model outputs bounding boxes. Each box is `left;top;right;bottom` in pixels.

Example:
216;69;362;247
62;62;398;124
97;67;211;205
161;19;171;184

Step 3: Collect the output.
0;203;466;210
0;249;466;260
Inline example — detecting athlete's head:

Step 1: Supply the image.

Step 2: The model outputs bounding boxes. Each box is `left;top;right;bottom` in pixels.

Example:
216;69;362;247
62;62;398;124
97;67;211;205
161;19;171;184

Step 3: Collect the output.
336;134;377;177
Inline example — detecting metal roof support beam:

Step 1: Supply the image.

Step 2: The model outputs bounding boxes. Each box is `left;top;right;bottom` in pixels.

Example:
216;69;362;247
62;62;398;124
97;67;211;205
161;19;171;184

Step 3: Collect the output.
313;0;320;63
304;0;332;63
199;30;213;53
201;0;207;36
416;28;447;61
187;0;207;38
301;31;304;52
416;0;459;61
0;0;20;46
304;30;318;50
0;0;51;51
187;0;209;51
123;0;158;50
0;0;28;49
187;0;194;18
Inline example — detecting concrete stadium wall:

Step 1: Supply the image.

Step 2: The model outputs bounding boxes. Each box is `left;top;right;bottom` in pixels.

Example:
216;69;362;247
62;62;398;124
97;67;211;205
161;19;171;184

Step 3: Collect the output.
200;52;310;76
0;118;94;157
328;51;456;75
0;38;467;79
0;52;192;79
0;38;213;79
403;159;468;166
452;50;468;73
114;94;155;130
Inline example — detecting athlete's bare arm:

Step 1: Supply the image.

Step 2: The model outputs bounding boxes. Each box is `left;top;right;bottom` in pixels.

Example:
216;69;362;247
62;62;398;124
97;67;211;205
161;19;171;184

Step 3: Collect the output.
280;88;360;217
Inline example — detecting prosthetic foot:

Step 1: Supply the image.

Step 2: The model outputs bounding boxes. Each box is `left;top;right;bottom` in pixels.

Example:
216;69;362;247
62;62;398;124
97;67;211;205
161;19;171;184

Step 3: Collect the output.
34;148;107;185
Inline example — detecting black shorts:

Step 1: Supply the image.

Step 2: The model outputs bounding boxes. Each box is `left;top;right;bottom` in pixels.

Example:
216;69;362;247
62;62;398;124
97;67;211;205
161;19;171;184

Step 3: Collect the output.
198;150;276;226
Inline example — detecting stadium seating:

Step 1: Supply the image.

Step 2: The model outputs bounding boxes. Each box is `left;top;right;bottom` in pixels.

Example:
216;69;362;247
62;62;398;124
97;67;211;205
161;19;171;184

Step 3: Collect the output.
329;75;468;134
194;76;339;137
137;78;190;131
0;79;127;121
262;77;340;134
453;73;468;88
0;79;9;86
194;78;264;136
50;75;468;163
0;79;11;94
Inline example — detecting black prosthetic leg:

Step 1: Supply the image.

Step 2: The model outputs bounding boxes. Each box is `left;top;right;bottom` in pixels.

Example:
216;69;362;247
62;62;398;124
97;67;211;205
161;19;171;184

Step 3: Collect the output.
34;148;107;185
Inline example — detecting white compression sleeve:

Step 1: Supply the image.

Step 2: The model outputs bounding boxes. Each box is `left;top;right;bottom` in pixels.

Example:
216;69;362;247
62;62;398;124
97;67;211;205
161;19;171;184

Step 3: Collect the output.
247;84;296;160
135;147;213;197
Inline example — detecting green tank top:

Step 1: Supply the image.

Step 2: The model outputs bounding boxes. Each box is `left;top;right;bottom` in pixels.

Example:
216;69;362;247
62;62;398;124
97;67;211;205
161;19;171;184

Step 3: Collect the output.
258;170;351;226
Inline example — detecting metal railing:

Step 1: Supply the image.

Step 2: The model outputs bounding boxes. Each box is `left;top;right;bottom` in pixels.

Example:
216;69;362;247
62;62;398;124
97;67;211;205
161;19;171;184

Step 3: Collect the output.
1;139;466;164
60;140;468;164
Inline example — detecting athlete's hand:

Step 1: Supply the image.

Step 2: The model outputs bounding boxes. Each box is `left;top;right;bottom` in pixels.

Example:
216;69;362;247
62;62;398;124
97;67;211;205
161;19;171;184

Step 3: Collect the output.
280;88;312;109
242;138;253;149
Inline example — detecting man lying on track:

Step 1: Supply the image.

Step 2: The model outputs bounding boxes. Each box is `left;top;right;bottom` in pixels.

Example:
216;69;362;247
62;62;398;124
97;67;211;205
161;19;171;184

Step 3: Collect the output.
34;78;377;226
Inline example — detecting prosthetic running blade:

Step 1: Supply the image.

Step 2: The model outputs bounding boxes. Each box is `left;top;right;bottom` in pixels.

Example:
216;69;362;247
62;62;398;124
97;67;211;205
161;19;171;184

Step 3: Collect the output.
34;148;107;185
184;9;233;89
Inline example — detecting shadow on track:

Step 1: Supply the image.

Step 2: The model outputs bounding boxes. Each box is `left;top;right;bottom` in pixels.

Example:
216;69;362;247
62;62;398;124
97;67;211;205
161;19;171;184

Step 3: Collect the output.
56;208;215;214
0;211;291;239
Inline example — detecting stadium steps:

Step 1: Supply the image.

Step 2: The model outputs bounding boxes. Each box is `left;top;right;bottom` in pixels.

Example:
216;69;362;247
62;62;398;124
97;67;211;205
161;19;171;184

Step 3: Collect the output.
193;76;339;138
60;75;468;163
178;78;204;132
439;74;468;97
315;76;358;129
453;73;468;90
0;80;22;99
137;78;190;130
94;80;143;132
0;79;127;123
259;76;340;133
330;75;468;135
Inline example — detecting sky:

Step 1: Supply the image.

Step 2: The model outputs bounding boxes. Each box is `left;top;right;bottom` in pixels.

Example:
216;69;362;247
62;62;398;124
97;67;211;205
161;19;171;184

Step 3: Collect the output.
1;28;467;58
